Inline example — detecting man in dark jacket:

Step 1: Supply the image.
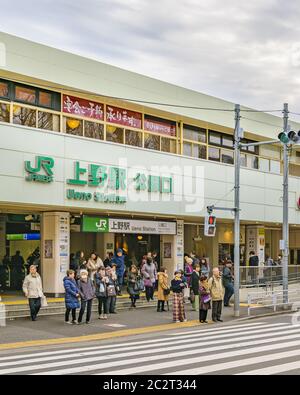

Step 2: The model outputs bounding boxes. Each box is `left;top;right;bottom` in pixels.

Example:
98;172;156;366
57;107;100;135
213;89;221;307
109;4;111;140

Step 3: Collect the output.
249;251;259;282
190;264;201;311
223;261;234;307
111;249;125;294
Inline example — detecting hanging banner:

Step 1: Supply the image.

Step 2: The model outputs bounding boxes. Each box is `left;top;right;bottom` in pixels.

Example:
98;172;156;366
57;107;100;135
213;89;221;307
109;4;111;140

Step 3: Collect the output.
144;115;176;136
63;95;104;120
106;105;142;129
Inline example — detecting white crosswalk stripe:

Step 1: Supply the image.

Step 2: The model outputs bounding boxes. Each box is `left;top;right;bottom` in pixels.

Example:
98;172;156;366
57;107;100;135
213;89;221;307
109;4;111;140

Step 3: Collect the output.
0;320;299;375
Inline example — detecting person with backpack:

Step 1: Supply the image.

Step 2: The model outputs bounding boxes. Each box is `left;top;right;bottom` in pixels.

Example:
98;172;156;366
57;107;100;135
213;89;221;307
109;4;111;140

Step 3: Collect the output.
208;267;224;322
95;267;109;320
127;265;142;308
157;267;169;312
105;266;118;314
63;269;80;324
77;269;95;324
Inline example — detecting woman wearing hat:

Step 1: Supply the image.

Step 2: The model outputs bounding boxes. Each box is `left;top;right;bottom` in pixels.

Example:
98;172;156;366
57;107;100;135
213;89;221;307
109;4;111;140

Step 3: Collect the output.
199;275;211;323
171;271;187;323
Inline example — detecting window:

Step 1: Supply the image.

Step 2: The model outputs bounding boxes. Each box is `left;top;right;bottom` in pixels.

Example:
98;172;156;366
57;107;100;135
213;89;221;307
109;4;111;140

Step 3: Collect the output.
183;125;206;143
13;105;36;127
38;111;60;132
64;117;83;136
0;103;9;123
270;160;281;174
289;164;300;177
193;144;207;159
144;133;160;151
259;158;270;172
15;86;36;104
106;125;124;144
183;142;192;157
125;129;142;147
161;137;176;153
0;81;9;98
240;154;247;167
39;91;52;108
241;139;259;155
85;121;104;140
209;131;221;145
222;135;234;148
247;155;259;169
208;147;220;162
221;150;234;164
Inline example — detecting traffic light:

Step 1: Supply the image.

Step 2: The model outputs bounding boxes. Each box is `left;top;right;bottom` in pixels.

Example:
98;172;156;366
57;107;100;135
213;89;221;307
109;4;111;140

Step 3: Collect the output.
278;130;300;144
204;214;216;237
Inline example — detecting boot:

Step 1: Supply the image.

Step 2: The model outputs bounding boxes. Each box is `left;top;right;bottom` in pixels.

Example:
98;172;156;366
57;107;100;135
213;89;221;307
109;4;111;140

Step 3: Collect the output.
161;301;166;312
157;301;161;312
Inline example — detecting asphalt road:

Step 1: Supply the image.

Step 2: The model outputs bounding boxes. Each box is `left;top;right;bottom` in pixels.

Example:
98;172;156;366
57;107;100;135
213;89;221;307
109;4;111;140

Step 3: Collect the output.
0;313;299;375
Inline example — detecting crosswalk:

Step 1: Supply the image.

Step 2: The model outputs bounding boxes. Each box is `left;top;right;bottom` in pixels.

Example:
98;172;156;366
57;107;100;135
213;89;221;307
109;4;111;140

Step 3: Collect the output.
0;320;299;375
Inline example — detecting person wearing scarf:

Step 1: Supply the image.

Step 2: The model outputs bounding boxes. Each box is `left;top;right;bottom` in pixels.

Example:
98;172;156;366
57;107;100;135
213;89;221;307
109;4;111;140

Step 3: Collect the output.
199;275;211;323
171;271;187;323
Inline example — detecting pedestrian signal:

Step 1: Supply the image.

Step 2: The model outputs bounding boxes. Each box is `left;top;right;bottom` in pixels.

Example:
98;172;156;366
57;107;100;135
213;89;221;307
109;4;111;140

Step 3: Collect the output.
204;215;216;237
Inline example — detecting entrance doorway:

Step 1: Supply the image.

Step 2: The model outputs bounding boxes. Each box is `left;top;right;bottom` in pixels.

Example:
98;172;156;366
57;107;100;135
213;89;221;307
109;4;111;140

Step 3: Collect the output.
115;234;160;268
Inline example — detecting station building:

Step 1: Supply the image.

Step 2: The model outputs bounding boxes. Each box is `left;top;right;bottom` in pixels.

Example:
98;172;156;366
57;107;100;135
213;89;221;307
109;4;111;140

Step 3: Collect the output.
1;32;300;296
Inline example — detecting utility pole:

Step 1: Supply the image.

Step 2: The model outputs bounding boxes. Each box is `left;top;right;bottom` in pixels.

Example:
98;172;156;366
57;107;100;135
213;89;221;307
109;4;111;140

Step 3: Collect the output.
282;103;289;304
234;104;241;317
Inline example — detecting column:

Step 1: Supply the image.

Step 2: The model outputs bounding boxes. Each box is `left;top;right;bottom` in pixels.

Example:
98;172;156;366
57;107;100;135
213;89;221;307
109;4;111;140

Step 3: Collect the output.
41;212;70;297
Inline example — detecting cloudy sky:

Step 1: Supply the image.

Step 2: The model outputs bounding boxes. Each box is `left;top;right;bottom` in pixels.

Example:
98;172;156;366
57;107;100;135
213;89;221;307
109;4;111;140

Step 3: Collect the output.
1;0;300;118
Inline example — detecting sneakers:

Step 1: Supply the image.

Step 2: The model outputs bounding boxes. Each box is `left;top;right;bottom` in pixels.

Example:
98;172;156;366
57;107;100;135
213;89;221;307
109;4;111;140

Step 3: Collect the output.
72;320;78;325
64;321;73;325
103;314;108;320
99;315;104;320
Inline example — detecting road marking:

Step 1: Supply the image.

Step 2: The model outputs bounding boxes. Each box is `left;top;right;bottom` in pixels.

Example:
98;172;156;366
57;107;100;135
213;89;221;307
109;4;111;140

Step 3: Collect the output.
0;323;296;370
236;361;300;375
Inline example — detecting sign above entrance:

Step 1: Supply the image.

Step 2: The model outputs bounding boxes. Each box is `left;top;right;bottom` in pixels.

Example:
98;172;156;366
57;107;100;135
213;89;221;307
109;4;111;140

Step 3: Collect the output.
82;216;177;235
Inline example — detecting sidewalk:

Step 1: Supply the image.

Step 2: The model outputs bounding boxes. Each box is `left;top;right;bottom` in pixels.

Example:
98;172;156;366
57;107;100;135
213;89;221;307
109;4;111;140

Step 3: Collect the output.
0;301;249;350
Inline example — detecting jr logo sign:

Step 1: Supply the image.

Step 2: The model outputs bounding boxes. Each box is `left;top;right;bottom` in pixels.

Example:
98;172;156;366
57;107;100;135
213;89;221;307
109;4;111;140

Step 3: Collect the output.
25;156;55;183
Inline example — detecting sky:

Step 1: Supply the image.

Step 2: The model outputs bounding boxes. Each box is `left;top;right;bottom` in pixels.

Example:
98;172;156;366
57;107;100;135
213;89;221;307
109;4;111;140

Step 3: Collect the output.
1;0;300;119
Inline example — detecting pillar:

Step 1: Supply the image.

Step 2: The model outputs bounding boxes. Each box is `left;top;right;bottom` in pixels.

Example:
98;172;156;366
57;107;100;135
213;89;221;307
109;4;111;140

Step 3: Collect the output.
41;212;70;297
0;216;6;259
246;226;265;265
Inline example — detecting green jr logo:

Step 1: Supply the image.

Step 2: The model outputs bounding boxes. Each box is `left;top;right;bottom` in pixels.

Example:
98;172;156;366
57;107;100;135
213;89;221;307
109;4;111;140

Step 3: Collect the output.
25;156;55;183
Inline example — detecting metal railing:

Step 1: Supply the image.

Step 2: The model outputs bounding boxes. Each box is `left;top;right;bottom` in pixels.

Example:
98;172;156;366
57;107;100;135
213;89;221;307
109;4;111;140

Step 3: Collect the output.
247;287;300;316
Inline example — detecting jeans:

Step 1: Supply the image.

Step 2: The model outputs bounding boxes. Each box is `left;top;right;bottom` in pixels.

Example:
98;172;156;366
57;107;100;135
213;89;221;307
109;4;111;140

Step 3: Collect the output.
78;299;93;323
224;283;234;306
107;296;117;313
117;274;124;287
29;298;41;321
212;300;223;321
145;286;154;301
97;296;108;315
65;308;76;322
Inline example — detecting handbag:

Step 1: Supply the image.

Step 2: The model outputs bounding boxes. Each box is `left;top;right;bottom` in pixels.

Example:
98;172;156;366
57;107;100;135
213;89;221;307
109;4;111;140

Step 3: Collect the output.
136;278;145;291
203;294;211;304
41;295;48;307
163;288;171;296
143;278;152;287
107;285;116;297
183;287;190;298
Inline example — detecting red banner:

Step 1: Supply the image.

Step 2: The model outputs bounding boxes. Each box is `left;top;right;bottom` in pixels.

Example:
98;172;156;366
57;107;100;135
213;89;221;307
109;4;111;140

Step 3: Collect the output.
144;117;176;136
106;105;142;129
63;95;104;120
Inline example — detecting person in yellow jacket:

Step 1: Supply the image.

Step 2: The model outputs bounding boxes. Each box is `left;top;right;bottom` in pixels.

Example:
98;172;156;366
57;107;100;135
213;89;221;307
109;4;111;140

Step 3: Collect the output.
157;267;169;312
208;267;224;322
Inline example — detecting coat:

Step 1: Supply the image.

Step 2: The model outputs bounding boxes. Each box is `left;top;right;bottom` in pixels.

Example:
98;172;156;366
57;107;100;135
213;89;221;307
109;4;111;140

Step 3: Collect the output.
111;254;125;276
77;278;95;301
141;262;157;285
95;273;108;298
208;275;224;301
22;273;43;299
63;276;80;309
222;267;233;287
190;271;200;295
200;283;211;311
127;272;141;296
157;272;169;301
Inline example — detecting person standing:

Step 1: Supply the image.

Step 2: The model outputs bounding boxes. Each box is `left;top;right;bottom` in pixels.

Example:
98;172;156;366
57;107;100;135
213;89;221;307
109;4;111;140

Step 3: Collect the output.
111;248;125;295
127;265;141;308
22;265;44;321
157;267;169;312
86;252;97;281
199;275;211;323
95;267;109;320
63;269;80;324
105;266;118;314
184;257;194;287
200;258;210;278
190;264;201;311
103;252;114;268
208;267;224;322
77;269;95;324
141;256;157;302
171;271;187;323
222;261;234;307
249;250;259;282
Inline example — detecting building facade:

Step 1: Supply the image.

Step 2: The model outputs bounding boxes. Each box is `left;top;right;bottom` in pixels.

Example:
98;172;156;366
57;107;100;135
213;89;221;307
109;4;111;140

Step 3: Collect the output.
1;32;300;295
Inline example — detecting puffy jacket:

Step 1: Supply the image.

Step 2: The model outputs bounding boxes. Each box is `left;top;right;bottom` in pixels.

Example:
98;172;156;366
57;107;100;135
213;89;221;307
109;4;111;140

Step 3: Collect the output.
111;252;125;276
63;276;80;309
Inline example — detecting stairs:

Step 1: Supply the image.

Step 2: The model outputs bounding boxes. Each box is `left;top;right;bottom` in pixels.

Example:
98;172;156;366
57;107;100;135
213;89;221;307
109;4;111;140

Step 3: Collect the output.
2;295;158;320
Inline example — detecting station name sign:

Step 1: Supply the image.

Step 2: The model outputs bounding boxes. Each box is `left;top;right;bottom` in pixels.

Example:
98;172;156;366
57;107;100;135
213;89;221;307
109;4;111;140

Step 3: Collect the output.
24;156;173;205
82;216;177;235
